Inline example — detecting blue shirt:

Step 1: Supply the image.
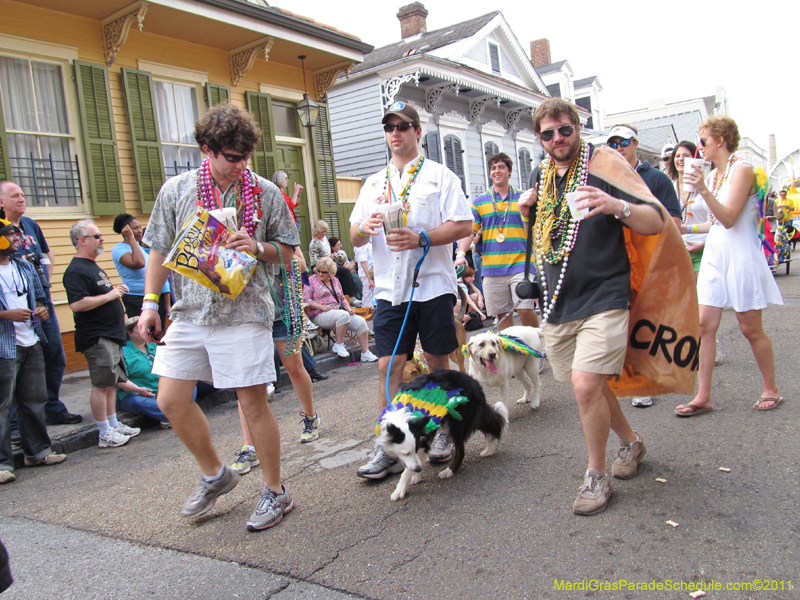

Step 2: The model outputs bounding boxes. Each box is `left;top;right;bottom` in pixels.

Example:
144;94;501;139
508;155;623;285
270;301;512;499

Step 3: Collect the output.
111;243;169;295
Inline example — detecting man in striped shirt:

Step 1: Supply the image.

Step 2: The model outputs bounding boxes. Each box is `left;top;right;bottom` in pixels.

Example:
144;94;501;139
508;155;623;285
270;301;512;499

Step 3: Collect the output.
456;153;538;329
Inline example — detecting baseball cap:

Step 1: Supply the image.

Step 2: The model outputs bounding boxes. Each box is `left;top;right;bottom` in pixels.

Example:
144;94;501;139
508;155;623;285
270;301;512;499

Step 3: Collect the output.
125;316;140;331
607;125;637;142
382;101;419;125
0;218;18;238
661;144;675;159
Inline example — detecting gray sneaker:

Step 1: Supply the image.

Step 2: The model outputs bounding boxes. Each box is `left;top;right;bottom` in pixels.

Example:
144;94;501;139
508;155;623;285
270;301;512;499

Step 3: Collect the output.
247;484;294;531
573;470;612;515
181;465;240;518
428;430;452;464
611;434;646;480
357;448;404;479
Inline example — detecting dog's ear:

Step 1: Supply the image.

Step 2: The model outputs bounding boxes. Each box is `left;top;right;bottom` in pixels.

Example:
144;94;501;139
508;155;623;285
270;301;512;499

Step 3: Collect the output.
409;416;430;435
466;339;475;354
385;423;405;445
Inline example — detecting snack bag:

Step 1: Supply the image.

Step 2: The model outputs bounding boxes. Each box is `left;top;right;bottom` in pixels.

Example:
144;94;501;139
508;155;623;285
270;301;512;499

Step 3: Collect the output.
164;207;257;299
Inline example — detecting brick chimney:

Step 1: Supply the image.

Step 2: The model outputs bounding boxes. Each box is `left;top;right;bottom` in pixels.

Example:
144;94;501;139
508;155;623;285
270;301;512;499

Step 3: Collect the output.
397;2;428;41
530;38;551;67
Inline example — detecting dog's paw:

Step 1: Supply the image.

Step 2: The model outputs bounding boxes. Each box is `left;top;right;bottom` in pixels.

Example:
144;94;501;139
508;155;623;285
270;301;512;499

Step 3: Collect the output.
438;467;454;480
411;473;422;486
530;398;541;410
390;489;406;501
481;441;496;457
515;397;530;405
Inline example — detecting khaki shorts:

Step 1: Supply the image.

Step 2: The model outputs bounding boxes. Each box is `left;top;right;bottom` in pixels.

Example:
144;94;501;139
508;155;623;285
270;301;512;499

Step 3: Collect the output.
544;309;629;382
153;321;276;389
482;272;538;316
83;337;128;388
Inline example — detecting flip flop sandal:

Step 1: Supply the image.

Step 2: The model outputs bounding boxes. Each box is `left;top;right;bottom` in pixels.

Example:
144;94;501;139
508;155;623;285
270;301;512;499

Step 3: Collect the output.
674;404;713;417
754;396;784;411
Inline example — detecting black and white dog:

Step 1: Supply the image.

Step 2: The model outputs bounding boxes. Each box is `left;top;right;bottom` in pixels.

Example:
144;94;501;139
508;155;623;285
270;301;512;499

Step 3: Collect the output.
374;369;509;501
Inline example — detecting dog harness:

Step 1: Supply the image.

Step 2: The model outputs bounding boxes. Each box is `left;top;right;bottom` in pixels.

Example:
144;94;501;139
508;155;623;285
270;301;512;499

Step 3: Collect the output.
377;382;469;435
461;333;546;358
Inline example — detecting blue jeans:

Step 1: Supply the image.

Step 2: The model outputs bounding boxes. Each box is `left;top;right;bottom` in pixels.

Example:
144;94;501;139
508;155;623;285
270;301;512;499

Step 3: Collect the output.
0;344;53;471
117;387;198;423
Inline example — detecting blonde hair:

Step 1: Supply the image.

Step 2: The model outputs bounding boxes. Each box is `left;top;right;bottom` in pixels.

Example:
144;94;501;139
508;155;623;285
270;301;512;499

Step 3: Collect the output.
699;116;740;152
312;220;329;237
315;256;337;275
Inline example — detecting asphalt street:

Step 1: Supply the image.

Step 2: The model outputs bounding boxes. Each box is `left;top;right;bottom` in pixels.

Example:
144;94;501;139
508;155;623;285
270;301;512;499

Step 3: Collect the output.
1;273;798;600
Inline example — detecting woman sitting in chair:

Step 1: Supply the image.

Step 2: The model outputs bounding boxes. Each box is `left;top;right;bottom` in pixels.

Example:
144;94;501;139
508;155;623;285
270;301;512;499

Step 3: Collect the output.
303;256;377;362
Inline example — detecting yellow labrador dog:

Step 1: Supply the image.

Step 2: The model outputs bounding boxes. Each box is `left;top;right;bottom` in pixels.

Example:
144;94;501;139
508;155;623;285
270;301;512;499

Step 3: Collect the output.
465;325;543;409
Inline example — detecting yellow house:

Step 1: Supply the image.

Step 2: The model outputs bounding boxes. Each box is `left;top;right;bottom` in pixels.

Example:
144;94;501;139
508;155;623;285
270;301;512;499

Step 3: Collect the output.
0;0;371;371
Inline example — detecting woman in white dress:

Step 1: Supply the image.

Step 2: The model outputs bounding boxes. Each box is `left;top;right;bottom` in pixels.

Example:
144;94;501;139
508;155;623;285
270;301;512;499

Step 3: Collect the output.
675;117;783;416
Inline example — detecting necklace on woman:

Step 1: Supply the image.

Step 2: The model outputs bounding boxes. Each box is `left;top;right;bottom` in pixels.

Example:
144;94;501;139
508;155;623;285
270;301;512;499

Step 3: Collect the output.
379;156;425;220
196;158;260;237
707;155;739;225
533;141;590;327
491;187;514;243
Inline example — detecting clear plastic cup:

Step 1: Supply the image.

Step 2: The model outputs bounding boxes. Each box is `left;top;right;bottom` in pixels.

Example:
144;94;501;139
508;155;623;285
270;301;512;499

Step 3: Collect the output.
566;192;589;220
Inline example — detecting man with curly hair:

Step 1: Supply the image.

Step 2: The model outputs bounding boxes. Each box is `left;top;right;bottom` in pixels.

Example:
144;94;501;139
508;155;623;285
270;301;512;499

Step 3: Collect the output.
139;103;299;531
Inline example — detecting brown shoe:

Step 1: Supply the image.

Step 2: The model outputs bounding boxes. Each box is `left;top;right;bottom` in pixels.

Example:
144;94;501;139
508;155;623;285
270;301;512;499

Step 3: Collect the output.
573;470;612;515
612;434;646;480
24;453;67;467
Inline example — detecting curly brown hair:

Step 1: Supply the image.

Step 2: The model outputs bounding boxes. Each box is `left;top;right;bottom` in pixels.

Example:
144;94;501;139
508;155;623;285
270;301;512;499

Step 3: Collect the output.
533;98;580;135
699;116;740;152
194;103;262;155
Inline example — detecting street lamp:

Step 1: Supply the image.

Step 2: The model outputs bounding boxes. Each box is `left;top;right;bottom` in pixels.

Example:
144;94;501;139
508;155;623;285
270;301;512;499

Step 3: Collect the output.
297;55;319;128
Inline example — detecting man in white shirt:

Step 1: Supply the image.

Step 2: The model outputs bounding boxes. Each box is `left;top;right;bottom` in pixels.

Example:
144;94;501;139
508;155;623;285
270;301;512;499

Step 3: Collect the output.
349;102;472;479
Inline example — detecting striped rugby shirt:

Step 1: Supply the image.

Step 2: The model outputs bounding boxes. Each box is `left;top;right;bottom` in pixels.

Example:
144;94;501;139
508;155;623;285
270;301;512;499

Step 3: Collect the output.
471;187;528;277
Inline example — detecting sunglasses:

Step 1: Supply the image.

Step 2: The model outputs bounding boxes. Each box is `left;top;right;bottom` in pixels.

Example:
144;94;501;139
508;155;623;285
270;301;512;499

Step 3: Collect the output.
607;139;633;150
383;122;413;133
218;151;251;163
699;138;708;147
539;124;575;142
82;234;103;240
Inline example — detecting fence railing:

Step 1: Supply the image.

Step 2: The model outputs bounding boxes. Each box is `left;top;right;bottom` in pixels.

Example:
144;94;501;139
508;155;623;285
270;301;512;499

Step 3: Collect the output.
9;153;82;207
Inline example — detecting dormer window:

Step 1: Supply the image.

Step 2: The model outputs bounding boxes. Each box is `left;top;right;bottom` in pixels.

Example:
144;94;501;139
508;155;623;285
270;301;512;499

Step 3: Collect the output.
489;42;501;75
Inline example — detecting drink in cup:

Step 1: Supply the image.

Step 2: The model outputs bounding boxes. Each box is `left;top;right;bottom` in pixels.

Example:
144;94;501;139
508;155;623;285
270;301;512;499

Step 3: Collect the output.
566;191;589;220
379;203;405;250
683;158;705;192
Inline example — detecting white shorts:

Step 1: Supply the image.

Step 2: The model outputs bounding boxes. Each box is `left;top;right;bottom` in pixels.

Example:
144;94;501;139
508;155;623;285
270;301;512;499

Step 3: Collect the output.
482;272;538;316
153;321;276;389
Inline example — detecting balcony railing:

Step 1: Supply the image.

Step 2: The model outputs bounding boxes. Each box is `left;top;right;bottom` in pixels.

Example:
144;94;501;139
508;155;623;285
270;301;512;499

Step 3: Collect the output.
164;160;201;178
10;153;82;207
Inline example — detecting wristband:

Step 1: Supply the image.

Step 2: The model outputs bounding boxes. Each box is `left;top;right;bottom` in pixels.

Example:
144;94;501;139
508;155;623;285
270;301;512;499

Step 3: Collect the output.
357;226;370;237
143;293;160;302
692;225;698;234
520;214;529;222
256;242;264;257
142;301;159;312
456;251;466;257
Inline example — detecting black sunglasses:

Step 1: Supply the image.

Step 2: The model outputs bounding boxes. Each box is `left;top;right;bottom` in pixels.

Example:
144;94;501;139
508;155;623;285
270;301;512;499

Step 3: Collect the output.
699;138;708;147
539;124;575;142
82;234;103;240
607;139;633;150
218;151;251;163
383;122;413;133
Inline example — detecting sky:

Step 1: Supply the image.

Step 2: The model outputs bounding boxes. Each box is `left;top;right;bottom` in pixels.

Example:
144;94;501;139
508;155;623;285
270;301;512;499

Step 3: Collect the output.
294;0;799;165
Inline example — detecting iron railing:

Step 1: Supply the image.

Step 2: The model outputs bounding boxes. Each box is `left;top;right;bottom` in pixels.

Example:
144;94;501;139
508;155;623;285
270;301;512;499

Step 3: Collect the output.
9;153;82;207
164;160;201;178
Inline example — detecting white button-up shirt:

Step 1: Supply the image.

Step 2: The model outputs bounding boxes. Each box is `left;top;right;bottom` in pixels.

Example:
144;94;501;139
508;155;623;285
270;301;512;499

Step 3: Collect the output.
350;155;472;305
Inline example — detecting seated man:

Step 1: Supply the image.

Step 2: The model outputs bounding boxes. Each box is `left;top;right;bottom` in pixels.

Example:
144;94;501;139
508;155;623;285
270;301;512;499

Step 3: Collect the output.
116;317;214;427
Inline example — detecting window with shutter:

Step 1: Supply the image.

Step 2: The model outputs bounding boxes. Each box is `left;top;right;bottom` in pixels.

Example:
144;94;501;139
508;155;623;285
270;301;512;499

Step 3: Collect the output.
121;67;165;213
245;91;279;181
424;131;441;163
443;135;466;195
204;83;230;109
313;104;338;208
518;147;531;189
74;61;124;215
152;80;201;178
489;43;501;75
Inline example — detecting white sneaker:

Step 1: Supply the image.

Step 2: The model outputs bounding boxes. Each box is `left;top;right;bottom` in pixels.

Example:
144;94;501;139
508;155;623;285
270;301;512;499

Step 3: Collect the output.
631;396;653;407
715;338;723;364
361;350;378;362
267;383;275;400
331;343;349;358
99;428;130;448
115;423;141;437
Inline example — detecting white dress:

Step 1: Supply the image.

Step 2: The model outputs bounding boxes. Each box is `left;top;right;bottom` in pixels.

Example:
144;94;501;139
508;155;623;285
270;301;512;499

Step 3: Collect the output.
697;161;783;311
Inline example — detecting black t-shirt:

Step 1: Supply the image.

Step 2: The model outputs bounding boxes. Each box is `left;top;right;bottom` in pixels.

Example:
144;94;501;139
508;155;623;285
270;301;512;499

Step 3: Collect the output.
63;257;126;352
636;161;681;219
531;164;662;325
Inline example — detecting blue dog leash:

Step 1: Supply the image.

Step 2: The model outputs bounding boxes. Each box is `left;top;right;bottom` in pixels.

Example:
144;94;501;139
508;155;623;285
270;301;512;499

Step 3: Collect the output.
385;230;430;403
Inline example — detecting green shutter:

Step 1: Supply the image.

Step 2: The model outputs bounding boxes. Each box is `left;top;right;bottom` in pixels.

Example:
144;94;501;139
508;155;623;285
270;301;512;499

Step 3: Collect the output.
312;104;339;208
245;91;279;180
121;67;165;213
0;95;13;183
73;61;125;215
204;83;231;109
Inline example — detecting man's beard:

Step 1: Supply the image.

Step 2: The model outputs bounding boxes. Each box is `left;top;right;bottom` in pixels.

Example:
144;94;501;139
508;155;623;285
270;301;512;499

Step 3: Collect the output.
548;136;580;164
96;247;105;255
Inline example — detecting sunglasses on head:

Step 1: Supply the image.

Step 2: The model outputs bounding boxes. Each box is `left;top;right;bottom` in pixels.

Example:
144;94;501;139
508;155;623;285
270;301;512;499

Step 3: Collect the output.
539;124;575;142
218;151;250;163
82;234;102;240
383;122;413;133
607;139;633;150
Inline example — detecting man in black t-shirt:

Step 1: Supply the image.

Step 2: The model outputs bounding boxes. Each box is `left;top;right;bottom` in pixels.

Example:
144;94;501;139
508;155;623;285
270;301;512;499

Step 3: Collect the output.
519;99;664;516
63;219;140;449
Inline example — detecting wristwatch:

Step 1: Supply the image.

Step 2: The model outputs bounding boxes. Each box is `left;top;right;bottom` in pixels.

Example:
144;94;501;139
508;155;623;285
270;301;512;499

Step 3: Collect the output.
616;200;631;220
418;232;429;249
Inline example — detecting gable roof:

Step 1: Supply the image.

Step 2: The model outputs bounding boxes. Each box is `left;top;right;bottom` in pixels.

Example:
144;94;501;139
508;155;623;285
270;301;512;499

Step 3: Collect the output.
573;76;598;88
351;11;500;74
534;60;568;75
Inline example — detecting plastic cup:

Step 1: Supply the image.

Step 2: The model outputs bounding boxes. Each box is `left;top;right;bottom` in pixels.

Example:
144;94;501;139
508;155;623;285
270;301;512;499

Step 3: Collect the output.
379;203;404;235
566;192;589;220
683;158;705;192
